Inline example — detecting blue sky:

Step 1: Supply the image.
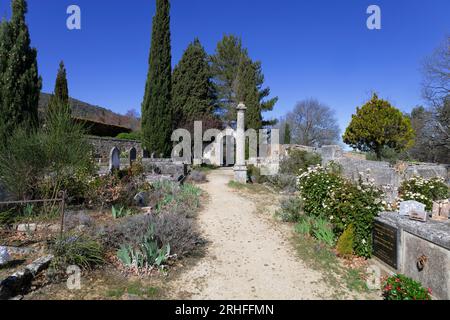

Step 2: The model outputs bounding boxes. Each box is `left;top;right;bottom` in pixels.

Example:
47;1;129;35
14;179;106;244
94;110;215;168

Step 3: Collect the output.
1;0;449;133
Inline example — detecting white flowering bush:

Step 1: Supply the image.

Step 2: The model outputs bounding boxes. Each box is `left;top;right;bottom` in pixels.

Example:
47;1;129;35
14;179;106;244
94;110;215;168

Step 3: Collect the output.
297;165;384;258
398;176;449;211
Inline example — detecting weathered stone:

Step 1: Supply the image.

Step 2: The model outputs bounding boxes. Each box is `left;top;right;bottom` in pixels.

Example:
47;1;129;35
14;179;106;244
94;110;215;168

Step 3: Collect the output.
109;147;121;172
142;159;186;180
17;224;37;233
399;201;427;217
234;103;247;183
375;212;450;300
432;200;450;221
0;247;10;265
0;255;53;300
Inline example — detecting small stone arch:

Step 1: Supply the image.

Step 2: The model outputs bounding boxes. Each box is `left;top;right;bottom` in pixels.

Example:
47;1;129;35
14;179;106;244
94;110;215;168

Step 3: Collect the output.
109;147;121;172
129;147;137;165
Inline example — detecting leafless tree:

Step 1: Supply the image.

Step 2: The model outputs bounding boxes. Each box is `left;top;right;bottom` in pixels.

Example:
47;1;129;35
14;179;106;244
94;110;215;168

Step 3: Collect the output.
414;37;450;163
285;99;340;147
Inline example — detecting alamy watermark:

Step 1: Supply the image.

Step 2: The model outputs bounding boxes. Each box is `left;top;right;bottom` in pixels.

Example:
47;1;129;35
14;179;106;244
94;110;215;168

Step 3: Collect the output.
66;5;81;30
171;122;280;176
367;5;381;30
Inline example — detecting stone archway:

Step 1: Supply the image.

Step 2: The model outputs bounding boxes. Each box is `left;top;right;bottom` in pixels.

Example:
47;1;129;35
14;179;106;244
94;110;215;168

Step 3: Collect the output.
129;147;137;165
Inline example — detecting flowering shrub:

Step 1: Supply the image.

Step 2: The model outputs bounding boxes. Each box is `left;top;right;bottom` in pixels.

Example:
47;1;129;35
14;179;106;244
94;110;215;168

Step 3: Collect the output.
398;176;449;211
383;274;432;300
297;165;384;258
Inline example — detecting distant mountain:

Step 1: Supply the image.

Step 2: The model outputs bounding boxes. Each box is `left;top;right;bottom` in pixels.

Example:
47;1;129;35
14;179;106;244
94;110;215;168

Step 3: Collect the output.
38;93;140;131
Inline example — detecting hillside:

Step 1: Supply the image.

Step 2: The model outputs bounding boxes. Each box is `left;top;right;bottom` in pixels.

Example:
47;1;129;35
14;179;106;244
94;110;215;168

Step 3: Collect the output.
38;93;140;131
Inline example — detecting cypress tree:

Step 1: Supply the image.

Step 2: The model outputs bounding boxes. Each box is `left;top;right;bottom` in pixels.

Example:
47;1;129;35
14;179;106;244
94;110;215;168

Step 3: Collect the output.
48;61;70;115
284;123;291;144
0;0;41;143
141;0;173;157
172;38;215;127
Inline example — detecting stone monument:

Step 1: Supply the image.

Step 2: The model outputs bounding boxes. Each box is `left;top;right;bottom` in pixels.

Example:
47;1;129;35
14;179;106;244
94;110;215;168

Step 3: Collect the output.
234;103;247;184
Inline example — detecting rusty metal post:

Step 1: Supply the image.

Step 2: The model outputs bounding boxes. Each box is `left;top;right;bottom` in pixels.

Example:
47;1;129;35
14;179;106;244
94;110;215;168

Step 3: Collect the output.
59;191;66;238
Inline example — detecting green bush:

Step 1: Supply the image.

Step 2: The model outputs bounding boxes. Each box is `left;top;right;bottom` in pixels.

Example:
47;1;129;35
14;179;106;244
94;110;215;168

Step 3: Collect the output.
0;111;94;203
50;234;104;271
116;131;142;141
117;224;170;270
280;150;322;175
295;217;312;235
383;274;432;300
336;224;355;257
297;165;384;258
398;176;449;211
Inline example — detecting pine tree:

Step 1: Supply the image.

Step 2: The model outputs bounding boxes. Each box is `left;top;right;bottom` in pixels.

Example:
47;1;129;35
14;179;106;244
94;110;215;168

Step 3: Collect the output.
141;0;173;157
0;0;41;143
172;39;215;127
236;55;262;130
284;123;291;144
211;34;277;126
48;61;70;115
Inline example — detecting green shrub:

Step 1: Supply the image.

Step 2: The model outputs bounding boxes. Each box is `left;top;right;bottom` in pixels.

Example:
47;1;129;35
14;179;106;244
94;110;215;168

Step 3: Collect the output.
383;274;432;300
276;197;303;222
116;131;142;141
336;224;355;257
117;224;171;270
50;235;104;270
0;111;94;202
311;217;335;247
280;150;322;175
297;165;384;258
398;176;449;211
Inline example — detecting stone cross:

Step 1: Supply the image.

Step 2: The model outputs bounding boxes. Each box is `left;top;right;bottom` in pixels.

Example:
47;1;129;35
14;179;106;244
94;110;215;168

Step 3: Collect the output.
234;102;247;183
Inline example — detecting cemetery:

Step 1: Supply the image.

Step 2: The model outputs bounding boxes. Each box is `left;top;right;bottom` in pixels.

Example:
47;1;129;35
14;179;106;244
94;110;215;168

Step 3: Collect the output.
0;0;449;302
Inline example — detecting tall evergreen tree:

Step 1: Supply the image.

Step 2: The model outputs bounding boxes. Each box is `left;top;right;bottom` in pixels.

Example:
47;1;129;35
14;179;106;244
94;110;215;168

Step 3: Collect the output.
284;122;291;144
141;0;173;157
48;61;70;115
236;55;262;130
211;34;277;127
0;0;41;143
172;38;215;127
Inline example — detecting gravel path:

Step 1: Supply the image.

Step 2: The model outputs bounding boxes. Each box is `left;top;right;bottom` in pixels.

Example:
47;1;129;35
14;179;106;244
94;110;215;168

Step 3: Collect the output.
171;168;332;300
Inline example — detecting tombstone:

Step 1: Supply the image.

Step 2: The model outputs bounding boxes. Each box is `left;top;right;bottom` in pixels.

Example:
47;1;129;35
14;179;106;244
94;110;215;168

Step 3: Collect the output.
399;200;426;216
129;147;137;166
432;200;450;221
399;200;427;221
109;147;120;172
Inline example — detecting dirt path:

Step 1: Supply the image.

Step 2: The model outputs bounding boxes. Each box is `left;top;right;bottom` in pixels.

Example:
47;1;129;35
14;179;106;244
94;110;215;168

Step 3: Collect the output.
170;168;333;300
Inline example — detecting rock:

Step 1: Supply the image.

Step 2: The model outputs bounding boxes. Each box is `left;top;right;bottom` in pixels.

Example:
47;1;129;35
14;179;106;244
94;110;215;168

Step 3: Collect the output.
134;192;149;207
17;224;37;233
0;247;10;265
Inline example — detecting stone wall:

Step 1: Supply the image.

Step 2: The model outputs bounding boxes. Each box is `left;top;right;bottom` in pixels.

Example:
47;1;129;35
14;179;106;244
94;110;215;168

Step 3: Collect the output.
283;144;449;203
87;136;143;162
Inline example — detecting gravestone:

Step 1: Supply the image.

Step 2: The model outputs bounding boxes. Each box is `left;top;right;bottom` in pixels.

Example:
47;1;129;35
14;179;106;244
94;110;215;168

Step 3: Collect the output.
399;200;426;217
109;147;120;172
373;221;399;269
129;147;137;165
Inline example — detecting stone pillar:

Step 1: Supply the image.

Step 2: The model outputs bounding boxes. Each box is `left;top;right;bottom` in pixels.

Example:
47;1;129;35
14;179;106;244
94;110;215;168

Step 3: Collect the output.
234;103;247;183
